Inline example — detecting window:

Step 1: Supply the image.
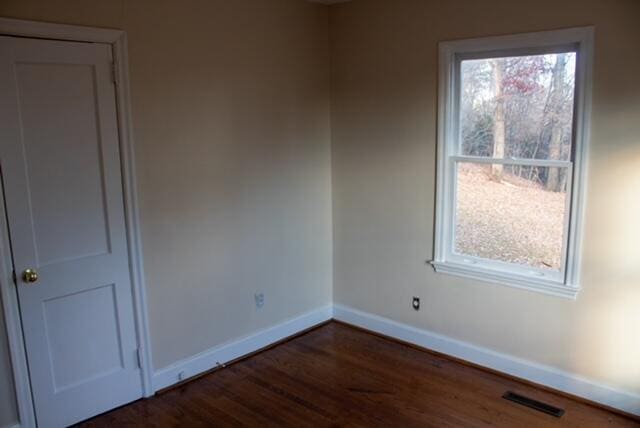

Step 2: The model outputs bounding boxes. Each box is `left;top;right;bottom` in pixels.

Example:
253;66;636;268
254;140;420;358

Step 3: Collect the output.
432;28;593;298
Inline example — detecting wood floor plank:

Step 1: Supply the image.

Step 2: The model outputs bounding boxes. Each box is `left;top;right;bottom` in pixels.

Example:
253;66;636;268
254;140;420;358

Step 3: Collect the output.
79;322;639;427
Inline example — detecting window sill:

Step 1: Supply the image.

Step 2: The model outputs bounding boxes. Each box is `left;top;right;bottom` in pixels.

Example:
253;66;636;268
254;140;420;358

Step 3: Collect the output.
430;260;580;299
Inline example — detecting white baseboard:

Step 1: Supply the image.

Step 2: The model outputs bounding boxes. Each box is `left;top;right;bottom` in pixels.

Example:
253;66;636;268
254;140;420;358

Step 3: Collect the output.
152;305;333;391
333;304;640;417
152;303;639;416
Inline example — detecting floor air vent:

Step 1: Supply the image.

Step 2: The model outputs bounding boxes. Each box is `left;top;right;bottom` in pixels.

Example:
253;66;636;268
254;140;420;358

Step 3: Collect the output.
502;391;565;417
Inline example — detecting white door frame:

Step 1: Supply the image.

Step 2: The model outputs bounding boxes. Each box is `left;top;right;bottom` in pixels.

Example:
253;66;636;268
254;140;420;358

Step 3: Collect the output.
0;17;154;428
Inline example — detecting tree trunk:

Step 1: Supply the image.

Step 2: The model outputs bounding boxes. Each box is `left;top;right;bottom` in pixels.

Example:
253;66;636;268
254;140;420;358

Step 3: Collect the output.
546;53;568;192
491;60;505;181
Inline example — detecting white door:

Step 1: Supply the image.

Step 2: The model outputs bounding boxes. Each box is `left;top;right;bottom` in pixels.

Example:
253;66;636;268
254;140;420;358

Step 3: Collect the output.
0;36;142;427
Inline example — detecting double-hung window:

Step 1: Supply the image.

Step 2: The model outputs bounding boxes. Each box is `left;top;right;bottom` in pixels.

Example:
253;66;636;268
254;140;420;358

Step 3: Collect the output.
432;28;593;298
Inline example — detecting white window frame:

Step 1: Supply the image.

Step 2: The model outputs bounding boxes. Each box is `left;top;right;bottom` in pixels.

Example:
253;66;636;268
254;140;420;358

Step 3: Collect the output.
432;27;594;299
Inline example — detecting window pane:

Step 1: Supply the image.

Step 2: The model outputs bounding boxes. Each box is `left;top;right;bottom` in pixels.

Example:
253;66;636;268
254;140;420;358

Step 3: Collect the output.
460;53;576;161
454;162;568;270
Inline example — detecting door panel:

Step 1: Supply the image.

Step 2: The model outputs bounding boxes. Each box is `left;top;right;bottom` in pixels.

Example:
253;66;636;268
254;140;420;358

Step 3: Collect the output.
16;62;110;266
43;283;122;391
0;36;142;427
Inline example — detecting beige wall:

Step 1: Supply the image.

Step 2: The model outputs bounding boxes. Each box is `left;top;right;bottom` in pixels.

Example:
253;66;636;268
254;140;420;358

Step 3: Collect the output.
0;0;333;377
331;0;640;394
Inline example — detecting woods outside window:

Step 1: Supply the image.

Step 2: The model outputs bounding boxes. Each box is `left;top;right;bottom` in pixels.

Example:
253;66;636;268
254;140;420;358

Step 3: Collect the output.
432;28;594;298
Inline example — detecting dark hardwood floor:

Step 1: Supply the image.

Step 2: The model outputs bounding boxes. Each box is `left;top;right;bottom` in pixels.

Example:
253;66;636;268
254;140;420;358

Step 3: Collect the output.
80;322;639;427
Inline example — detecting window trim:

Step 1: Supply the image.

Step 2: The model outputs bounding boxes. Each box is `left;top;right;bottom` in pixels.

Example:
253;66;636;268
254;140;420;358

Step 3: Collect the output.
432;27;594;299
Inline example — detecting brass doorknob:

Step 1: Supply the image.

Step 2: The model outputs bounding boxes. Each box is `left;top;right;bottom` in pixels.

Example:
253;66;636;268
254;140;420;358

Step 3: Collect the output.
22;268;38;283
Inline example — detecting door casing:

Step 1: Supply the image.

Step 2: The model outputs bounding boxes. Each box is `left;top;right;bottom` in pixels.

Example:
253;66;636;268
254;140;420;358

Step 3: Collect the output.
0;17;153;428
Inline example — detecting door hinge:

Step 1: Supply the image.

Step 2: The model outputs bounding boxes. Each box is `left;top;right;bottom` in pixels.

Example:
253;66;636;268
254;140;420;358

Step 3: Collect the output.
111;61;119;85
135;349;142;368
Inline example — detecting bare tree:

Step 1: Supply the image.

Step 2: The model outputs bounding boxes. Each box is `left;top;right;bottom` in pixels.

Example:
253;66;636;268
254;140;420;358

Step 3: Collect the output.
461;53;574;188
491;59;505;181
546;53;569;192
461;60;493;157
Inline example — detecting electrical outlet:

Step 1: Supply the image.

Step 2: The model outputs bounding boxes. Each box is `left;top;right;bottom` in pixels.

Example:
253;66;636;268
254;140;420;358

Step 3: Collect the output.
255;292;265;309
412;296;420;311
